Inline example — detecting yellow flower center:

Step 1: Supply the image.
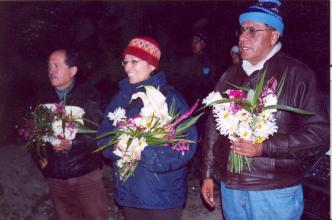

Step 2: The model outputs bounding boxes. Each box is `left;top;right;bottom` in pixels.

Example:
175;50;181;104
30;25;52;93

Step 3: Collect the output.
256;137;266;143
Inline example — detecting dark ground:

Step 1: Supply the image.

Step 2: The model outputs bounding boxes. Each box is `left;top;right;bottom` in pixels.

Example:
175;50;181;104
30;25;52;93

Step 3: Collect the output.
0;144;222;220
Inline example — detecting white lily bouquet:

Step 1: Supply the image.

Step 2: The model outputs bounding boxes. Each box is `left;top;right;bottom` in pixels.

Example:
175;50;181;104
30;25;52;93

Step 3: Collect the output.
203;70;313;173
18;102;97;159
96;86;201;182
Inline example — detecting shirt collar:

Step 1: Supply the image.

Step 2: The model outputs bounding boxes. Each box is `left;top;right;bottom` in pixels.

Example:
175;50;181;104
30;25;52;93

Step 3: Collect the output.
242;42;282;76
55;80;75;101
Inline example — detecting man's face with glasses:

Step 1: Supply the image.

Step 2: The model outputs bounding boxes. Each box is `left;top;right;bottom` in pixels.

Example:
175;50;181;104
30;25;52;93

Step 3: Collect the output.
238;21;280;65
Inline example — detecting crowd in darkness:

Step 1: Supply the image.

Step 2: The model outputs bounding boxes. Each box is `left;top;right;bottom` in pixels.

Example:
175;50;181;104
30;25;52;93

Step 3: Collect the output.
0;1;329;145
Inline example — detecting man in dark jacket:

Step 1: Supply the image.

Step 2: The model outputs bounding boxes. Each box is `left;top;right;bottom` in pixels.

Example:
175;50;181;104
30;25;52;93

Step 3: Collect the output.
201;1;329;219
180;32;216;105
38;49;108;220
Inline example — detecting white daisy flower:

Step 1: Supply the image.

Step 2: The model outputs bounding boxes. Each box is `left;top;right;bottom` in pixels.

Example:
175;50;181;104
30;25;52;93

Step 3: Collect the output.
107;107;127;126
202;91;223;106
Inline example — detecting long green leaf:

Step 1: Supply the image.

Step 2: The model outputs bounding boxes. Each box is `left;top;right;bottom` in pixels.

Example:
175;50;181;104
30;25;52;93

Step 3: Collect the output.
150;117;160;130
176;113;204;134
227;82;250;92
77;127;97;133
253;70;266;107
169;99;176;117
264;104;315;115
82;117;100;128
277;68;288;98
125;137;133;152
208;98;239;106
95;130;120;140
93;136;119;153
247;89;255;105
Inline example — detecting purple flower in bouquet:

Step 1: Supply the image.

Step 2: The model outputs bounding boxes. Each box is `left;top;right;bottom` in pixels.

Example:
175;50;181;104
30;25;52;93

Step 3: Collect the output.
163;100;199;145
96;86;202;182
55;103;66;116
169;100;199;128
19;128;31;141
203;68;314;174
226;89;247;112
257;76;278;112
18;102;96;159
164;128;176;142
172;141;190;156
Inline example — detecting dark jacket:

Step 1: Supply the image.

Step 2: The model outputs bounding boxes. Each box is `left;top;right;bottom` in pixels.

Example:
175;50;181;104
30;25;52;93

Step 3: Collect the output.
202;51;330;190
178;53;216;105
39;81;103;179
98;71;197;209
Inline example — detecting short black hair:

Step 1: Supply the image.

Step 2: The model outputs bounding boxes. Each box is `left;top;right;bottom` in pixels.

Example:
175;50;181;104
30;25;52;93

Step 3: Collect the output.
63;49;79;68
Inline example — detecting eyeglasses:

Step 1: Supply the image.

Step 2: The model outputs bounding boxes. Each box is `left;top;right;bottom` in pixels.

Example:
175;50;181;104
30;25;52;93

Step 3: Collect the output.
121;59;142;67
236;26;273;38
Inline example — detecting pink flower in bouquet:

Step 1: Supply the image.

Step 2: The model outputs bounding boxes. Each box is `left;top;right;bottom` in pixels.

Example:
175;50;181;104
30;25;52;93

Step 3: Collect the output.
226;89;247;112
127;116;140;130
258;76;278;112
97;86;201;182
169;100;199;128
19;127;32;141
172;141;190;156
164;128;176;142
55;103;66;115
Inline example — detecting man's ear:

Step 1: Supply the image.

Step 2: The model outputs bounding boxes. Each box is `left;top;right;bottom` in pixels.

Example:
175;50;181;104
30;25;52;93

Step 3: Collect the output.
70;66;78;77
271;31;280;46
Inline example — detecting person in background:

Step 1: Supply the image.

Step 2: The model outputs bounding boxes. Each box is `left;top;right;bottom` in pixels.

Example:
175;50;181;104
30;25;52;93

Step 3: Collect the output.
230;45;241;64
201;1;329;219
178;32;216;178
97;36;197;220
38;49;108;220
180;32;216;104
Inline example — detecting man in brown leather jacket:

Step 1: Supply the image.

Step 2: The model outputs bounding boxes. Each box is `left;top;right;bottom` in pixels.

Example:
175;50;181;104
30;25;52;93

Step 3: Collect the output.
201;1;329;219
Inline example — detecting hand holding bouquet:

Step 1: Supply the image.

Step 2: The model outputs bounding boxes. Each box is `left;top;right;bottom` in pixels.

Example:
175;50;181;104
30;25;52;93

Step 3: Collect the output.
203;69;313;173
18;102;97;159
96;86;201;182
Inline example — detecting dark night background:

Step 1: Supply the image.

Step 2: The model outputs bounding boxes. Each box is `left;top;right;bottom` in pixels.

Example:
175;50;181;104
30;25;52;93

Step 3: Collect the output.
0;1;329;145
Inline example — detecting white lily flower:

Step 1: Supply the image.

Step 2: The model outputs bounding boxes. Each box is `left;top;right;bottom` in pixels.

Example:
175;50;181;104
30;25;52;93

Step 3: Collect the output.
131;86;172;125
65;106;85;125
43;104;85;125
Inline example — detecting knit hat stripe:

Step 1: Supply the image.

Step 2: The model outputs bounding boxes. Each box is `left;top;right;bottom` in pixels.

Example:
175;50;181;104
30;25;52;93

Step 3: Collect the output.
123;36;161;69
124;47;159;69
128;38;161;60
239;12;284;35
258;0;281;6
249;6;282;20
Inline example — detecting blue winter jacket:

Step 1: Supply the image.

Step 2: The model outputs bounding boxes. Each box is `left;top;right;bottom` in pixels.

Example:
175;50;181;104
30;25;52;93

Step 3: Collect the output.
97;71;197;209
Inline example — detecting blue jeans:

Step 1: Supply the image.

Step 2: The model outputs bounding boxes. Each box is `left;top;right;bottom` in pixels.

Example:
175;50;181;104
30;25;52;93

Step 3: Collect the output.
221;182;303;220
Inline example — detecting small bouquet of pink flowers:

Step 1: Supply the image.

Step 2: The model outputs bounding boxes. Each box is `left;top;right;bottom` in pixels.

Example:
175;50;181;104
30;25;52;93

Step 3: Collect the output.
18;102;96;159
203;69;313;173
96;86;201;182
